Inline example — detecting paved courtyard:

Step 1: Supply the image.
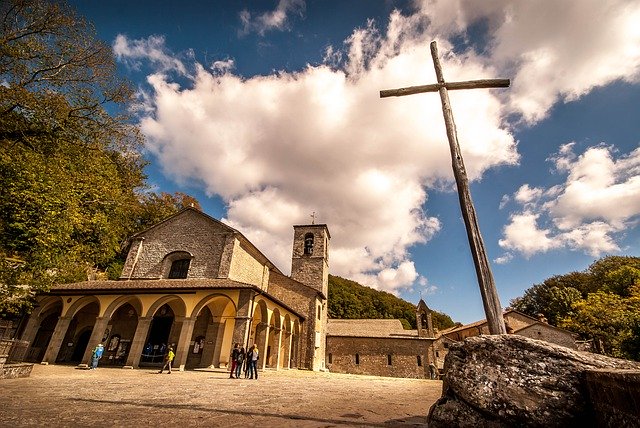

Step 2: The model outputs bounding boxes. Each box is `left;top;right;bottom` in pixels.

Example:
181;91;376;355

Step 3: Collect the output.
0;364;442;427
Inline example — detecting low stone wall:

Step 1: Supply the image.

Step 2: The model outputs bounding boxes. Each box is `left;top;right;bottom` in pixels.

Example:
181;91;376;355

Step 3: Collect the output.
585;369;640;428
0;363;34;379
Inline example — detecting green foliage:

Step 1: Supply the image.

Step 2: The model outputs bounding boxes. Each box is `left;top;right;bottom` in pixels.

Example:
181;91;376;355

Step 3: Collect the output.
511;256;640;361
0;1;200;315
328;275;455;330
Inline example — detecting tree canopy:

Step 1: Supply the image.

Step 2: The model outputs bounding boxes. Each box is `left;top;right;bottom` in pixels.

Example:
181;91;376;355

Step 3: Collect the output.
0;0;200;314
511;256;640;360
328;275;455;330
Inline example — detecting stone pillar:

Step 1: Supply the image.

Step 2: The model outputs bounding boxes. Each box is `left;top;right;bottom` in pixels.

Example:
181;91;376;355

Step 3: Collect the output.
283;331;292;369
125;317;152;368
174;317;196;371
272;327;282;369
201;321;220;368
20;315;41;347
218;319;235;368
257;323;269;370
233;289;254;349
41;316;72;364
211;321;225;367
81;317;111;364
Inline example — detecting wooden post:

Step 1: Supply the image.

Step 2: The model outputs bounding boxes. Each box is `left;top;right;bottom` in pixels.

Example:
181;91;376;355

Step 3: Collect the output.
380;41;507;334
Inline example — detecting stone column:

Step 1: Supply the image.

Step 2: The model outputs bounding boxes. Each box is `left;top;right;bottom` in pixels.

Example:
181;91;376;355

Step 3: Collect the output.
125;317;152;368
272;327;282;369
201;321;221;368
81;317;111;364
41;316;72;364
211;321;225;367
218;319;235;368
20;315;42;347
174;317;196;371
233;289;254;349
283;331;293;369
257;323;269;370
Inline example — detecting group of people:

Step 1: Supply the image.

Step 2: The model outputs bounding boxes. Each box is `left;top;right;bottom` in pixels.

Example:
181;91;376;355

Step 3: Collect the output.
90;342;258;378
229;343;260;379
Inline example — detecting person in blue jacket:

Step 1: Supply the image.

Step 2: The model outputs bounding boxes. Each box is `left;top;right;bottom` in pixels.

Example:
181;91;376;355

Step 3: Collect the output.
90;343;104;369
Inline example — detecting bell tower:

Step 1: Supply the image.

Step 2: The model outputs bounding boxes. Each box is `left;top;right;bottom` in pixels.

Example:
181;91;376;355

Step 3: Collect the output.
290;224;330;296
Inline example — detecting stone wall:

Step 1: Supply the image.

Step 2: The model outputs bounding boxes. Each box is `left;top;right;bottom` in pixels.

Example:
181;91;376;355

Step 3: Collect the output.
228;239;269;288
326;336;432;378
123;210;230;279
268;271;322;370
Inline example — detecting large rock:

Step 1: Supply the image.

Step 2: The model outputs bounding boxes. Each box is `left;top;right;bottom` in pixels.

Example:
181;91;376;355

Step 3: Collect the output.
427;335;640;427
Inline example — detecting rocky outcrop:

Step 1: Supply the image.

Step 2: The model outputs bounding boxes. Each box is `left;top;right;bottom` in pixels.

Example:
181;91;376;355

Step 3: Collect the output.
427;335;640;427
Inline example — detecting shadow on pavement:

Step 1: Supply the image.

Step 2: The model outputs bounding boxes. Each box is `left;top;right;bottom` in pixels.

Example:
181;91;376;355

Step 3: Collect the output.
73;397;426;426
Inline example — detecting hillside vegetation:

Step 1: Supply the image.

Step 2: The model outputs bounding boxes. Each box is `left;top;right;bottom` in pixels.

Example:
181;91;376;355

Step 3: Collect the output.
511;256;640;361
328;275;455;330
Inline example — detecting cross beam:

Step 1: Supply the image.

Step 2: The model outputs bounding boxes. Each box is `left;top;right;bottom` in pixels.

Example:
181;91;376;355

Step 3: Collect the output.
380;41;508;335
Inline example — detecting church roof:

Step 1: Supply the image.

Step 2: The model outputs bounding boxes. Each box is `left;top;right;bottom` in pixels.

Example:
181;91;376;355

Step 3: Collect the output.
327;319;423;339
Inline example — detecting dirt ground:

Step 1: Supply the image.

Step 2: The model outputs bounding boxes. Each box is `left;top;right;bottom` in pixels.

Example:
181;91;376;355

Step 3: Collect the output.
0;364;442;427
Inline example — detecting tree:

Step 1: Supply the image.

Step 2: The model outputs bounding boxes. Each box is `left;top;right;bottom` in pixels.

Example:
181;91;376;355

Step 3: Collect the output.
328;275;455;330
559;285;640;360
510;284;582;325
0;0;145;314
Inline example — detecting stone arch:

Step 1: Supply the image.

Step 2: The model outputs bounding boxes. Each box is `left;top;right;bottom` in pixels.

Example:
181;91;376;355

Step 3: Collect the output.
101;297;143;366
190;293;236;318
63;296;100;319
145;295;187;318
32;296;64;319
161;250;194;279
103;295;143;320
23;296;64;362
58;300;100;363
187;294;237;369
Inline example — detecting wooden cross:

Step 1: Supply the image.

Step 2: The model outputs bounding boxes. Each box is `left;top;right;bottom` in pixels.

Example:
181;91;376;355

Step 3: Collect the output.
380;40;508;334
310;211;317;225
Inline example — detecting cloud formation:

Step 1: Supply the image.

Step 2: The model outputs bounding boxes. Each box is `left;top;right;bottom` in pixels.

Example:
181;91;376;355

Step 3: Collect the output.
239;0;305;36
114;0;640;292
499;144;640;258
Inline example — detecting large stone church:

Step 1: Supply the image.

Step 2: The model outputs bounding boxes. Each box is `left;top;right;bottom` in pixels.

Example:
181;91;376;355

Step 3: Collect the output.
17;207;575;379
20;207;330;372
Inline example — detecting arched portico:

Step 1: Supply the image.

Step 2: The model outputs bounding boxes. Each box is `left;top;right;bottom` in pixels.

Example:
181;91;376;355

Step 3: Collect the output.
185;294;237;369
266;308;282;368
22;296;63;362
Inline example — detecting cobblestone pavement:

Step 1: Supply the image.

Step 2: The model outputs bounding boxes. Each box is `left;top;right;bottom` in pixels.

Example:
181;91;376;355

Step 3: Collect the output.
0;364;441;427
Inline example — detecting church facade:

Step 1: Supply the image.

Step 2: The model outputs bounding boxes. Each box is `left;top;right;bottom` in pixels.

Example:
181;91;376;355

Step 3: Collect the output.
19;208;330;372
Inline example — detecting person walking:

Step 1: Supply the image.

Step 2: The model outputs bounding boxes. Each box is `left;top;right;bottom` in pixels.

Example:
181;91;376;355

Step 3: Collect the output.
230;343;240;378
90;343;104;369
158;346;175;374
247;344;259;379
235;346;245;379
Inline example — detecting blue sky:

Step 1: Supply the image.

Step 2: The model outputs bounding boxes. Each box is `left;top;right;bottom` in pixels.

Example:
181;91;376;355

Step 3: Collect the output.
68;0;640;324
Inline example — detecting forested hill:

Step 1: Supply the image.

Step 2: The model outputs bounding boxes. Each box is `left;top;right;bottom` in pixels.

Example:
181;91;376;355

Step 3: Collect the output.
328;275;456;330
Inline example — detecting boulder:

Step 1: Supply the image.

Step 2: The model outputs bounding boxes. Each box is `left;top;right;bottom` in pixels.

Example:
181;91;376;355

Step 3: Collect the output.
427;335;640;427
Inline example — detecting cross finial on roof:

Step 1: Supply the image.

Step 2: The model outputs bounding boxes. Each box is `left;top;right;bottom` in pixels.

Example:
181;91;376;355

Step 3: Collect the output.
310;211;317;225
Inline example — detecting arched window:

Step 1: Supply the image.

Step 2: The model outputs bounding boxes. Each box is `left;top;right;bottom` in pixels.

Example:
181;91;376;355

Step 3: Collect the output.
387;354;392;365
328;353;332;364
355;353;360;365
304;233;314;255
417;355;422;366
168;259;190;279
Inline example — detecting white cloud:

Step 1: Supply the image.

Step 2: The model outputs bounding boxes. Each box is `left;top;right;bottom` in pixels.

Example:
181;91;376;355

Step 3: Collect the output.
240;0;305;36
118;0;640;290
499;145;640;257
416;0;640;123
113;34;187;74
